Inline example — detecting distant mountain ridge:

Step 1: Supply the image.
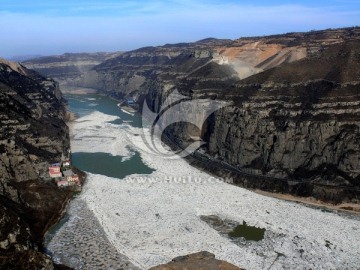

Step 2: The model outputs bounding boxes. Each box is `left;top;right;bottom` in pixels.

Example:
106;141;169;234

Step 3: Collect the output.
9;55;44;62
23;51;123;90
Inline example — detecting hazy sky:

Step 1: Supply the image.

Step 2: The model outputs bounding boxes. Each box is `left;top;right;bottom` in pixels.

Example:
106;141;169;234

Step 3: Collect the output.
1;0;359;58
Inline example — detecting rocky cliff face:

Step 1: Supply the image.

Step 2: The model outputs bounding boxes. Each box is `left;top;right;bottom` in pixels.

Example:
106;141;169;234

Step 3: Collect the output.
25;27;360;203
174;40;360;203
0;58;72;269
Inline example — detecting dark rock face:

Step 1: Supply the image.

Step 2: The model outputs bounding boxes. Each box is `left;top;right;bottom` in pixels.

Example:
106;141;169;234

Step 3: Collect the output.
0;59;71;268
194;41;360;203
25;27;360;203
149;251;243;270
0;250;54;270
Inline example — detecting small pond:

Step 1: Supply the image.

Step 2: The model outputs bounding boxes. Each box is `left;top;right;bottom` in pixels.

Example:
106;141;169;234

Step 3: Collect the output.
228;221;266;241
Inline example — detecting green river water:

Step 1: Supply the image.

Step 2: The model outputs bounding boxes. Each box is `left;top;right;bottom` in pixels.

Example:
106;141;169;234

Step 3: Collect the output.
65;94;154;178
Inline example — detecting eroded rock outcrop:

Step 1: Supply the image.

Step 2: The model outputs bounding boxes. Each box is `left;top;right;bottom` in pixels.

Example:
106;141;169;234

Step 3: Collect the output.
149;251;243;270
0;58;72;269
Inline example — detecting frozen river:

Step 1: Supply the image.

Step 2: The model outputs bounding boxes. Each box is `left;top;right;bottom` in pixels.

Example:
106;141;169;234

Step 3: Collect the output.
46;94;360;270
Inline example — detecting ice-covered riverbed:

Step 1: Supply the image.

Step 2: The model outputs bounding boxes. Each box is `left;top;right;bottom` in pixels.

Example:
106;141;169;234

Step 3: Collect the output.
49;100;360;269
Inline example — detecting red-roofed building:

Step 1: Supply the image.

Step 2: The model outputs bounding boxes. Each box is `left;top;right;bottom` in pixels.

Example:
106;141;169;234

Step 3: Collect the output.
49;166;62;178
57;180;69;187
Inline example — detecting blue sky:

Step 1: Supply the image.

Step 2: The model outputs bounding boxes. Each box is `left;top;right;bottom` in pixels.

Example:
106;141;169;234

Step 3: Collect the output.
1;0;359;58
